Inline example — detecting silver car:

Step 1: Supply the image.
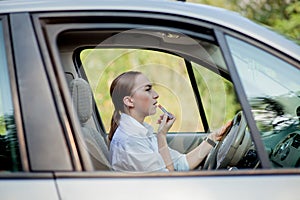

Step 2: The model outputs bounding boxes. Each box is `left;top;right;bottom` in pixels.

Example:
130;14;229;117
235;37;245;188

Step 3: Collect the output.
0;0;299;199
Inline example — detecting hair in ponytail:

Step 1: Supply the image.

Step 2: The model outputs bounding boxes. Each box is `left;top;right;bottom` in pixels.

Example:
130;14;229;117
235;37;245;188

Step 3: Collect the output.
109;110;121;141
108;71;141;141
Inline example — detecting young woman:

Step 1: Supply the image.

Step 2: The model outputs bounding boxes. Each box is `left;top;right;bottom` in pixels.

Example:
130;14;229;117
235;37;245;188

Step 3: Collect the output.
109;71;232;172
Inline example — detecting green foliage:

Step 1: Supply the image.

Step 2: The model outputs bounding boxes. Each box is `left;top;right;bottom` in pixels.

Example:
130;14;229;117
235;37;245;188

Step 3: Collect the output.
239;0;300;44
272;2;300;43
81;49;240;132
0;114;21;171
0;115;5;134
81;49;206;132
192;64;240;130
188;0;300;45
81;0;299;134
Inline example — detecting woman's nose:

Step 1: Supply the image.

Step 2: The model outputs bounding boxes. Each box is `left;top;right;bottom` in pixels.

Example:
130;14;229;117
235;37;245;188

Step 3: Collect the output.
153;90;159;99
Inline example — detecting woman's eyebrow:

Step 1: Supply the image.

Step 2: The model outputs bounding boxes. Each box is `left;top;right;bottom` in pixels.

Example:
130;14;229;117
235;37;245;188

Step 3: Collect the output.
144;84;152;88
130;83;153;96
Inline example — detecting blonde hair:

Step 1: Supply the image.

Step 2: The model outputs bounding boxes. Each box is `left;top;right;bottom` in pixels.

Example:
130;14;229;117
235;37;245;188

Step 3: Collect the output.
108;71;142;141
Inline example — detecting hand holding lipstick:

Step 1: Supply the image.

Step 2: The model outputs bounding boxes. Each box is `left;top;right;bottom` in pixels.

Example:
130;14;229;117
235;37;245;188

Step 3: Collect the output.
158;104;174;120
157;104;175;135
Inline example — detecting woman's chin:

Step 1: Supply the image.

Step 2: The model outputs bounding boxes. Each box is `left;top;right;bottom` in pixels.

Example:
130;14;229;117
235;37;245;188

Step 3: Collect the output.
148;110;157;116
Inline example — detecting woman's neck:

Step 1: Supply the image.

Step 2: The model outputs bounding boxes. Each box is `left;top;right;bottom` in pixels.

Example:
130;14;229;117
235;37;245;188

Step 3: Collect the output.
125;110;145;124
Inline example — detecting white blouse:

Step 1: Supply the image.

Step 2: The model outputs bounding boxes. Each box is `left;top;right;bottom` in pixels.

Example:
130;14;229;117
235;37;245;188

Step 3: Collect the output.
109;113;189;172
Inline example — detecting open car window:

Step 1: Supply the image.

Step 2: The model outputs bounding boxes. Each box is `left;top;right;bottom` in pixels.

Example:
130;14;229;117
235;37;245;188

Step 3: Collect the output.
73;26;240;133
80;48;240;134
80;48;203;133
70;28;246;170
56;23;252;171
48;14;294;171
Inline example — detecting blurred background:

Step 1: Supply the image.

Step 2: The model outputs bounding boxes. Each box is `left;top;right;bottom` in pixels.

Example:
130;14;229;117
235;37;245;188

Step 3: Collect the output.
188;0;300;45
80;0;299;133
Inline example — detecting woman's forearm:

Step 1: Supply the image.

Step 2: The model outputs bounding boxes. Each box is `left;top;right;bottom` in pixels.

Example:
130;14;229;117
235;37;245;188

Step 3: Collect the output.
157;133;174;171
186;135;214;170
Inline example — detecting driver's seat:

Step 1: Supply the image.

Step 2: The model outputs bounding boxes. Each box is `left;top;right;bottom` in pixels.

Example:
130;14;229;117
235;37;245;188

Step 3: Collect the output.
70;78;110;170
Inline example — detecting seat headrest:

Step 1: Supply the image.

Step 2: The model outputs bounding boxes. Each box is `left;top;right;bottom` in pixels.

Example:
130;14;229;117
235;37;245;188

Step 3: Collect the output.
70;78;93;124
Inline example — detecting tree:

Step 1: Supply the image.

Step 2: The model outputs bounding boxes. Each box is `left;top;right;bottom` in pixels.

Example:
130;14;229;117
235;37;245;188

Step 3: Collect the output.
188;0;300;45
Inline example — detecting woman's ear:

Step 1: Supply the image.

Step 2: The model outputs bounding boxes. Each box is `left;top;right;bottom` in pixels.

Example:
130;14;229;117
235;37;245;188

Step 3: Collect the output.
123;96;134;108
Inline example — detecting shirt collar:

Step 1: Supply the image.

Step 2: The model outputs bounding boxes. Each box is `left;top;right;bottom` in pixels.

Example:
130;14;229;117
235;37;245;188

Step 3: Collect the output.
119;113;154;137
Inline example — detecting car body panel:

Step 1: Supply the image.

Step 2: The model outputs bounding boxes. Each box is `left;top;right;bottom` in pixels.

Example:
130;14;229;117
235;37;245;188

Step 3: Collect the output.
0;0;299;61
0;173;59;200
55;171;300;200
0;180;59;200
0;0;299;199
10;12;73;171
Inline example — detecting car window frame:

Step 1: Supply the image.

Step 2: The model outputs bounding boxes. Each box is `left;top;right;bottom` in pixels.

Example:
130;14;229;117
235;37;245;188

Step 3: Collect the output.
76;47;211;134
0;15;28;172
35;11;230;134
33;11;225;171
34;11;264;172
215;28;300;169
34;11;300;173
10;12;74;171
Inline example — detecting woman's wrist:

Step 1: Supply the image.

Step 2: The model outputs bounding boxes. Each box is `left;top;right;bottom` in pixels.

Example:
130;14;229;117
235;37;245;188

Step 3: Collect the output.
203;136;216;147
157;131;167;138
208;132;216;141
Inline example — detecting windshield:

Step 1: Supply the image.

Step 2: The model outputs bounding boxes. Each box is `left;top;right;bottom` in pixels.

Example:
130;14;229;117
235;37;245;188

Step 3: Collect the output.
226;35;300;168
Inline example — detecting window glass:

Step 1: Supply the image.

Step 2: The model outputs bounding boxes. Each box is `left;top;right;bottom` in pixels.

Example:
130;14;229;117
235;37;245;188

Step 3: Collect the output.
192;62;241;131
0;20;21;171
80;49;204;133
226;35;300;168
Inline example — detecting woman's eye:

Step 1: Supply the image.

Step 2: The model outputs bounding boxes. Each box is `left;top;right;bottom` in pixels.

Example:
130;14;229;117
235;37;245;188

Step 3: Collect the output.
145;86;152;92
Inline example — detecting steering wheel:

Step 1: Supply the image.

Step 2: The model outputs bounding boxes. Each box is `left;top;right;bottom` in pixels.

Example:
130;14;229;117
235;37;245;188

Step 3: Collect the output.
202;111;252;170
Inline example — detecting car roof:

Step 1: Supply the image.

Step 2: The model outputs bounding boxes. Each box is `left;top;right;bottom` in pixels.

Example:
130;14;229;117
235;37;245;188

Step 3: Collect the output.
1;0;299;61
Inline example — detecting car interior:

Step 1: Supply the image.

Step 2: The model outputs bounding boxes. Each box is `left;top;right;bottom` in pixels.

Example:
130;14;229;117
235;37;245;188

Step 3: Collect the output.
0;10;298;173
55;26;260;171
69;77;110;170
37;13;300;171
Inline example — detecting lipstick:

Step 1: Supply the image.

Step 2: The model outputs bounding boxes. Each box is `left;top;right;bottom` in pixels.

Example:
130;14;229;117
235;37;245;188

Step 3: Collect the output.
158;104;174;120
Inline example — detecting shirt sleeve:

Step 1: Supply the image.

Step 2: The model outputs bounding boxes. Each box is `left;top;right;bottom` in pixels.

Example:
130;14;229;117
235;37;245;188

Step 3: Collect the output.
110;129;190;172
169;147;190;171
111;137;168;172
125;143;189;172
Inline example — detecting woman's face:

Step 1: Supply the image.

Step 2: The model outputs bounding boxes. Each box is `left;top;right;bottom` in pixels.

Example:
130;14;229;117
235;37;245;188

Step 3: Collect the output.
130;74;159;118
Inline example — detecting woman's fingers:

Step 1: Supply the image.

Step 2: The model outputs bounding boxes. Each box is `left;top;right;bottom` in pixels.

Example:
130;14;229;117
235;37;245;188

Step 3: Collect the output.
157;114;166;124
157;113;175;134
217;120;233;140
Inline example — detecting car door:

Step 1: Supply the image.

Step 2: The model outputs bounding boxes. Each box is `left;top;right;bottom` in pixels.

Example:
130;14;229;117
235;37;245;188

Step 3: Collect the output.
0;13;73;200
32;5;300;200
35;8;300;169
35;10;240;158
221;33;300;168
